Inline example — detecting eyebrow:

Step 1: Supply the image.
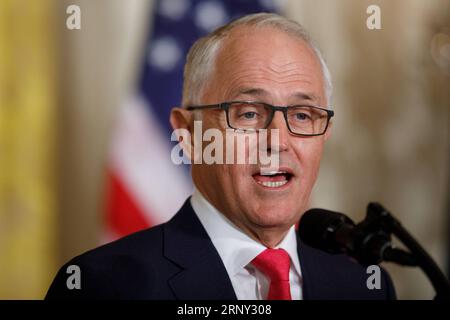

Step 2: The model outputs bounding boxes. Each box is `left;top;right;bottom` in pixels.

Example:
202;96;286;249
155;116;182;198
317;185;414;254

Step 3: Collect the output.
237;87;318;102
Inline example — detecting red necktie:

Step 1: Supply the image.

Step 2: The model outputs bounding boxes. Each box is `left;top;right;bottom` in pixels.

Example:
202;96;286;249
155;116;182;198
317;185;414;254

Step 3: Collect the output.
252;248;292;300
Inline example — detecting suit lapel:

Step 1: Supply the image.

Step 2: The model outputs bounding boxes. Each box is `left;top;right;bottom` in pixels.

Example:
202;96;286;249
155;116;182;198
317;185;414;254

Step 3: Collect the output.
163;198;237;300
164;199;335;300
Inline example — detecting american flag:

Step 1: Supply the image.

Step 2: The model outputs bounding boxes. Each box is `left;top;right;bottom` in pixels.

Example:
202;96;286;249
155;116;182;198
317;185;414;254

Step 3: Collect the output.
105;0;279;240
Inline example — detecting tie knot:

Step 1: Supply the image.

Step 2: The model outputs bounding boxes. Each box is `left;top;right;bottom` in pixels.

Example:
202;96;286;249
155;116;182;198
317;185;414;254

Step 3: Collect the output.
251;248;291;282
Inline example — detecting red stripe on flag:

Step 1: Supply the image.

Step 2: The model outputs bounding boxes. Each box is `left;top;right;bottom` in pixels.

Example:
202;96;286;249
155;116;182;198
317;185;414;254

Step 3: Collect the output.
105;170;151;237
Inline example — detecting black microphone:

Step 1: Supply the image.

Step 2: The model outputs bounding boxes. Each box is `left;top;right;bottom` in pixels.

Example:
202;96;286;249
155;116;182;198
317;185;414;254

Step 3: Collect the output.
298;203;450;299
298;206;417;266
298;208;356;255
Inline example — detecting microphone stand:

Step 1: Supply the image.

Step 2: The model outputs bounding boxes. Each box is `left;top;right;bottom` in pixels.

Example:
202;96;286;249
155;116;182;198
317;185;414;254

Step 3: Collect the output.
353;202;450;300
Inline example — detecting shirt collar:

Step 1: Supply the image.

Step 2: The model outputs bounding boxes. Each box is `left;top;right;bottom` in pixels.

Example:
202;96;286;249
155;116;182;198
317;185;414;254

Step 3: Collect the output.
190;188;302;277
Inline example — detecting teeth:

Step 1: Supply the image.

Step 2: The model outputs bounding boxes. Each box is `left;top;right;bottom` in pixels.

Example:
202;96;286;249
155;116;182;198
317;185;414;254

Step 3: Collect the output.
257;180;288;188
261;170;287;176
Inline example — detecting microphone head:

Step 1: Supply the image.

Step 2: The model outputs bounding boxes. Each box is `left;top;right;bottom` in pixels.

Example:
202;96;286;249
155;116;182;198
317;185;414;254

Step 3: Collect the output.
298;208;355;254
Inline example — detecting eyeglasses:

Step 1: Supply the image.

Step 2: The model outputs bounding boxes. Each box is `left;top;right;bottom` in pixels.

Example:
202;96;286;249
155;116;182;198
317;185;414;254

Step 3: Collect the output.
186;101;334;136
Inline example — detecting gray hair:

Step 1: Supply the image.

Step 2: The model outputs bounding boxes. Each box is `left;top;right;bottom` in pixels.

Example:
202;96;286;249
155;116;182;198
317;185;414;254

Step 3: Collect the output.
182;13;333;108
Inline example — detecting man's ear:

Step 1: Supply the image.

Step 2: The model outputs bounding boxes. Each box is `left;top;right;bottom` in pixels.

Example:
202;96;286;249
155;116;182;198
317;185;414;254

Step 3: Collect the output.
170;107;195;162
324;120;332;141
170;107;191;131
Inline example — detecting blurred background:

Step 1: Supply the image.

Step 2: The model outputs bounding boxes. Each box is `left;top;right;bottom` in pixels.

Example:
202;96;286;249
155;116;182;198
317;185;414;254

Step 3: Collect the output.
0;0;448;299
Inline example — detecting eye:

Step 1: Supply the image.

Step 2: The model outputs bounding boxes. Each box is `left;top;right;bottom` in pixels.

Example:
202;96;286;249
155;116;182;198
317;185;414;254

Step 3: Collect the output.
294;112;311;120
241;111;257;119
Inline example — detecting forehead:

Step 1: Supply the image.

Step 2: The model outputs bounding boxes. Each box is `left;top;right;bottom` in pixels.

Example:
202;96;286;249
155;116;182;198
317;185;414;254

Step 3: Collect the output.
209;25;325;104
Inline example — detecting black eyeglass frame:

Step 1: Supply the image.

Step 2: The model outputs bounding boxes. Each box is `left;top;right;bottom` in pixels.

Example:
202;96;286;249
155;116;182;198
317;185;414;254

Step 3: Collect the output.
186;101;335;137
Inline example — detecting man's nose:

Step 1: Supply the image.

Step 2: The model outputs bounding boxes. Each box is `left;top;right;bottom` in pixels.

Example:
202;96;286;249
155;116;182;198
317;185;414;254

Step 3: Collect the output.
266;111;289;153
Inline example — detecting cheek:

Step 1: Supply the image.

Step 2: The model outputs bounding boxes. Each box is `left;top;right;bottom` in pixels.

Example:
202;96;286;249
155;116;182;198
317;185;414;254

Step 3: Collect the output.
227;165;251;187
218;165;254;214
295;139;325;178
216;164;241;191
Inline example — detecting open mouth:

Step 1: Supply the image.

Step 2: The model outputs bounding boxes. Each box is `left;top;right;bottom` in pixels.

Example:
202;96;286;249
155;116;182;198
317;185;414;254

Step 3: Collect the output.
252;169;294;188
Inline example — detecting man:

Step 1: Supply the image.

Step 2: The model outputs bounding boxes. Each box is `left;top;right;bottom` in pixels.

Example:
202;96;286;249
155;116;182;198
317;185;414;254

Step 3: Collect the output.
46;13;396;300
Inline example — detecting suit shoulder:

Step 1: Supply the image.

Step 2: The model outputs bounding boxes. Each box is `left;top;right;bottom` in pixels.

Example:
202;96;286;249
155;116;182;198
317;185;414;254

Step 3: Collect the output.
78;224;165;261
45;224;178;299
299;242;396;299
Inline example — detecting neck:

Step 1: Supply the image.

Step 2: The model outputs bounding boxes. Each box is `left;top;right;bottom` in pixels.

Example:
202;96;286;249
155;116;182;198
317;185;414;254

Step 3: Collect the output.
192;183;292;248
237;222;291;248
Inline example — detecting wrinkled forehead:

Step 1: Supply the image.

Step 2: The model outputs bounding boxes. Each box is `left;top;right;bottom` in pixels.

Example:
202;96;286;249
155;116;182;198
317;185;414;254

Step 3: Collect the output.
209;25;326;103
217;25;320;67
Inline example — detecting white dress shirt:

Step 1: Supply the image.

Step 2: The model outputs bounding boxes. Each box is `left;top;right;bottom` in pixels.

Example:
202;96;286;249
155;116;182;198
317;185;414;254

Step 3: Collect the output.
191;188;303;300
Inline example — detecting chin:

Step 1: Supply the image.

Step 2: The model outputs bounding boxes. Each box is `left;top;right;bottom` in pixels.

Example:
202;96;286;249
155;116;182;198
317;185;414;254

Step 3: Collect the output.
249;204;297;229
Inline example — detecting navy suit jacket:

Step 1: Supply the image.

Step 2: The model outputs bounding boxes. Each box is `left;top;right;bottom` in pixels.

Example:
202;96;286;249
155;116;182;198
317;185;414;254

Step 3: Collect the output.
46;198;396;300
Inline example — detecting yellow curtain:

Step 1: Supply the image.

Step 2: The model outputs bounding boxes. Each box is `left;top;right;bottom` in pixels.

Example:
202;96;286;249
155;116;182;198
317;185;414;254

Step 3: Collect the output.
0;0;57;299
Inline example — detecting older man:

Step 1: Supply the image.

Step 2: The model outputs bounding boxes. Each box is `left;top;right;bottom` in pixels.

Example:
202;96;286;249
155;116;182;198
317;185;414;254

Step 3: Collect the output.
46;13;396;300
